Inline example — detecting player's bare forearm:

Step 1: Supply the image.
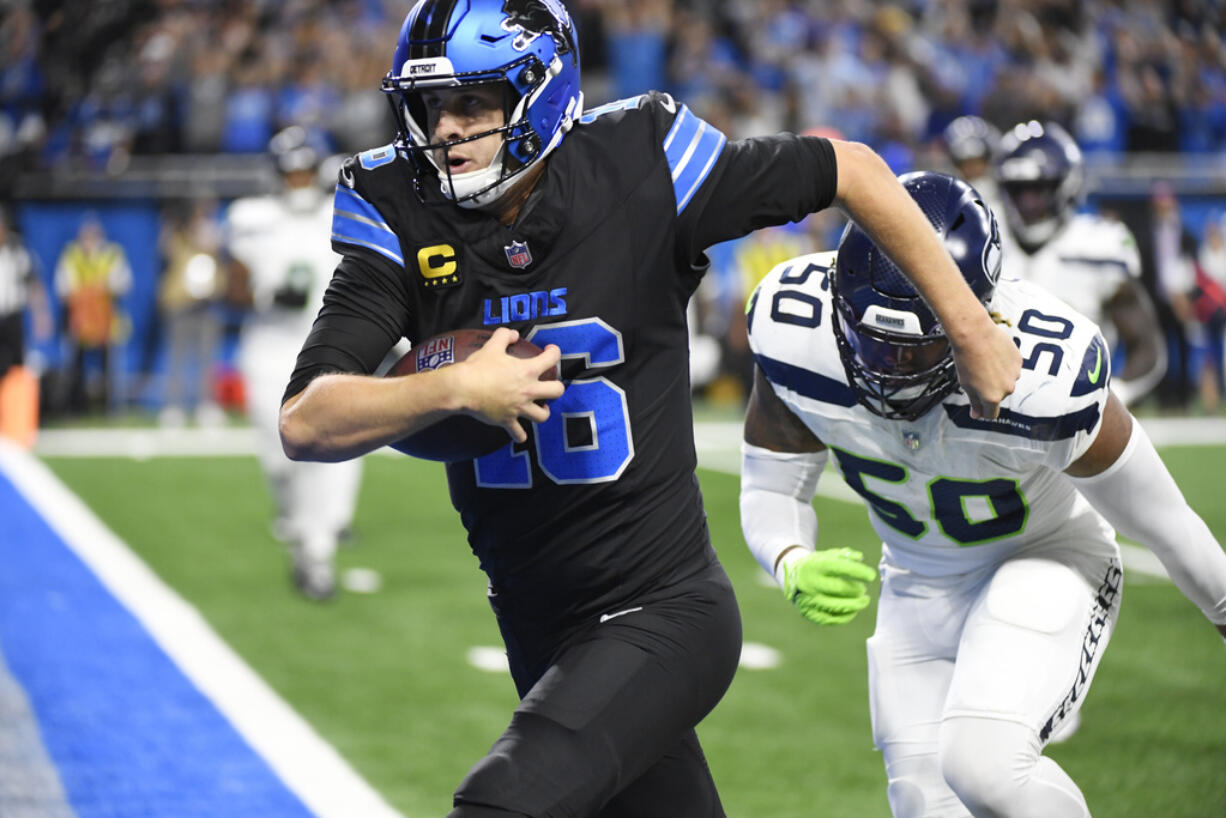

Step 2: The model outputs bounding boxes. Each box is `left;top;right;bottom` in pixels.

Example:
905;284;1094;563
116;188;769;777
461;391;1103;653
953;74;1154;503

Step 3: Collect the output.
829;140;1020;417
1109;282;1164;382
280;370;463;462
280;328;564;460
744;365;825;453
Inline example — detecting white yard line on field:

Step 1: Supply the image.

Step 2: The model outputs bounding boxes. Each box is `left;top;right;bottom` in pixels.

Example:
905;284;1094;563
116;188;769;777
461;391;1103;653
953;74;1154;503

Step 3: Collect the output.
31;415;1219;583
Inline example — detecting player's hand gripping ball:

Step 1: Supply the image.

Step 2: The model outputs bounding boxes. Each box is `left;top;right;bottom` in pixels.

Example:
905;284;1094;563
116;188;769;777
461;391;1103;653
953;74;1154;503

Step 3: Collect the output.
387;328;558;462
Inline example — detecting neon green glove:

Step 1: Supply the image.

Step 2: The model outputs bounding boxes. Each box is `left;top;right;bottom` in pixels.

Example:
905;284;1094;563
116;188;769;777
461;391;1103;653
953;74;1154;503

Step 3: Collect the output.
781;548;878;625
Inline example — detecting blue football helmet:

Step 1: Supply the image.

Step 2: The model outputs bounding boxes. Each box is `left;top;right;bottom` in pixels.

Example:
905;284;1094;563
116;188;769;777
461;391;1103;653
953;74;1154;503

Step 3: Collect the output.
832;172;1002;421
992;120;1083;249
382;0;583;209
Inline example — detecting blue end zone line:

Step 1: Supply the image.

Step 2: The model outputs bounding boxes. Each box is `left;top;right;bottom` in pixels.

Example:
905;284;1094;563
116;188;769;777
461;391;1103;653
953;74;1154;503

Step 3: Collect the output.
0;441;406;818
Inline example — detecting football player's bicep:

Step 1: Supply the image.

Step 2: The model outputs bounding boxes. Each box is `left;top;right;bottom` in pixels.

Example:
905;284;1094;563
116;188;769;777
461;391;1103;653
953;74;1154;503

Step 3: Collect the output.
1064;392;1132;478
744;365;826;453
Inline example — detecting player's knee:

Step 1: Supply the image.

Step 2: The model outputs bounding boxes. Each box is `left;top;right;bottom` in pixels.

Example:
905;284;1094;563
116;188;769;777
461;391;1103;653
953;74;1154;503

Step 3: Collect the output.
454;711;610;817
883;751;965;818
939;717;1039;815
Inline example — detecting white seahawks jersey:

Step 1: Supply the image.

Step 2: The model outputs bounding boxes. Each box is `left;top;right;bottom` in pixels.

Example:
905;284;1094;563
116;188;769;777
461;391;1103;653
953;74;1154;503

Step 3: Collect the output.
225;192;341;455
748;251;1117;576
224;192;338;337
1001;213;1140;344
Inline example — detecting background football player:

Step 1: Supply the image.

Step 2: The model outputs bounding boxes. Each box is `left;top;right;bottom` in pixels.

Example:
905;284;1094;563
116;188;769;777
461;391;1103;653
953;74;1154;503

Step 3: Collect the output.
740;172;1226;818
224;126;363;600
993;120;1166;407
941;114;1002;215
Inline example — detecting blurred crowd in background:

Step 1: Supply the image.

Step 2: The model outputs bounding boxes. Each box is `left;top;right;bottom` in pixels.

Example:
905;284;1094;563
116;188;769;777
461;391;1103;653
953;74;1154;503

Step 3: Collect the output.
1;0;1225;434
4;0;1226;174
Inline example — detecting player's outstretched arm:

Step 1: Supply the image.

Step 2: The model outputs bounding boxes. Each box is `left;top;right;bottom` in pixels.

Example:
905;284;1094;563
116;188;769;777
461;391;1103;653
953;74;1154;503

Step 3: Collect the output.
280;328;564;462
1106;279;1167;406
1066;393;1226;643
829;140;1020;420
740;366;878;625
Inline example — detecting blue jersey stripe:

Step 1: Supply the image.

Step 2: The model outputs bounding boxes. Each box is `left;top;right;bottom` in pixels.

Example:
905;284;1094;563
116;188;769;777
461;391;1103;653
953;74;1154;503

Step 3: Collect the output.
0;474;313;818
332;188;403;266
331;230;405;267
664;106;726;214
754;353;858;407
942;403;1101;440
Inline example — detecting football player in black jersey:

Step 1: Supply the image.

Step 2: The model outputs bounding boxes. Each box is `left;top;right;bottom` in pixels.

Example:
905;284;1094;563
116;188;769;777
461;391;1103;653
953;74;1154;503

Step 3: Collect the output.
278;1;1021;815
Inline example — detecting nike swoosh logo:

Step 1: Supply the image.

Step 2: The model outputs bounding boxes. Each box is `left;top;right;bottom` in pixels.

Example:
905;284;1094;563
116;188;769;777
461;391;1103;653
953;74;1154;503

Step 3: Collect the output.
599;606;643;624
1089;345;1103;384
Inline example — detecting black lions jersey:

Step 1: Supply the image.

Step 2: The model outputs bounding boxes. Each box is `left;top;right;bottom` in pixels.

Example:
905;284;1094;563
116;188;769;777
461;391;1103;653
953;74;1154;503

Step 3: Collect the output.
286;91;837;624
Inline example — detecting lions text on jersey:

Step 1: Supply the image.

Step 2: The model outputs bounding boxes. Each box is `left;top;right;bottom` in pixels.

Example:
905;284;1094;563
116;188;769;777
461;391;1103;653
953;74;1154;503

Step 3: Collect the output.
748;251;1118;577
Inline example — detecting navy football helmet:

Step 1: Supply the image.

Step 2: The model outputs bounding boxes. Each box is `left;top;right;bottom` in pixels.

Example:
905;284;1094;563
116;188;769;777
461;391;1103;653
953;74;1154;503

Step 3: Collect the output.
382;0;583;208
832;172;1002;421
942;115;1000;166
992;120;1083;250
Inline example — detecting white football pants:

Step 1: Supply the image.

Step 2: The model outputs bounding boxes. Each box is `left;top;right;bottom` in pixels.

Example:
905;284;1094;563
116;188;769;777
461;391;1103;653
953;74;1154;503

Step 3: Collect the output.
867;551;1122;817
240;322;362;557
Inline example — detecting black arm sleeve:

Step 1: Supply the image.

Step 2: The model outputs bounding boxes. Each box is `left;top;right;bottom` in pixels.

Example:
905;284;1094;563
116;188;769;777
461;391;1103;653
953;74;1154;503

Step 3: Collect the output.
281;254;412;404
684;134;838;259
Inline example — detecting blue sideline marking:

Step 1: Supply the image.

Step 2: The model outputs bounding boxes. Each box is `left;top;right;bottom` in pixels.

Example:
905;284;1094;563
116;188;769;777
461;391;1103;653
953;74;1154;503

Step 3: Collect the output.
0;473;315;818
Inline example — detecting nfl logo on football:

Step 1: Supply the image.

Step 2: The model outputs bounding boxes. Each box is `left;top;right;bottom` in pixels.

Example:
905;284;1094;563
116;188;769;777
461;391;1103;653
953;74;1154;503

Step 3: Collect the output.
416;336;455;371
505;240;533;269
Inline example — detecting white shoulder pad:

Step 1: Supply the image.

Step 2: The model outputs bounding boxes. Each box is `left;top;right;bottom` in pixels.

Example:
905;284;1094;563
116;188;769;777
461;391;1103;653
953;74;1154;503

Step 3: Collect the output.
1057;214;1141;278
968;277;1112;467
746;251;858;409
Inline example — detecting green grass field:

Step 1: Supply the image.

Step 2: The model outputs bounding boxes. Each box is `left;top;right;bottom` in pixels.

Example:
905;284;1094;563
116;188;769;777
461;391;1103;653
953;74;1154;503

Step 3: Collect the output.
44;445;1226;818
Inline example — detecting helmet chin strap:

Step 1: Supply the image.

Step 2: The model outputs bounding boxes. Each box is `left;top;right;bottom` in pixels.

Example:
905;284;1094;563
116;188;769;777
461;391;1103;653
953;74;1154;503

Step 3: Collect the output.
439;144;520;209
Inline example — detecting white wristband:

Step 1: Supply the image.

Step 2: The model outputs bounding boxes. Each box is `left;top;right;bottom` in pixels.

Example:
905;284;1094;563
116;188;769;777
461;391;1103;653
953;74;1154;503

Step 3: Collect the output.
740;443;826;587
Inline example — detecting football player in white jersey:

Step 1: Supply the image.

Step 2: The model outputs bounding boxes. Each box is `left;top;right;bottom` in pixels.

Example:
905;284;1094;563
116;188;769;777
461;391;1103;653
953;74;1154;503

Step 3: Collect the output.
740;172;1226;817
993;121;1165;407
225;127;364;600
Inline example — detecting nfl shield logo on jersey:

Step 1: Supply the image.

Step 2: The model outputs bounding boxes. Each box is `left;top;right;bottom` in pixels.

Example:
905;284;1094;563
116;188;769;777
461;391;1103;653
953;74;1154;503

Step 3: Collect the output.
505;240;533;269
903;431;922;451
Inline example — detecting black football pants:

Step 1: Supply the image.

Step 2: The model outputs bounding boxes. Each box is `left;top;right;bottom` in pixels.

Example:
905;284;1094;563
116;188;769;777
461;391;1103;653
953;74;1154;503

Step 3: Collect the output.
450;561;742;817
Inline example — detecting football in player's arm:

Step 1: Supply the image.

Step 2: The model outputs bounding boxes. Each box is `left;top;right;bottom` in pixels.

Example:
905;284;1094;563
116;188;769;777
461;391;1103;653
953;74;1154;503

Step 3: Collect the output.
740;172;1226;818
